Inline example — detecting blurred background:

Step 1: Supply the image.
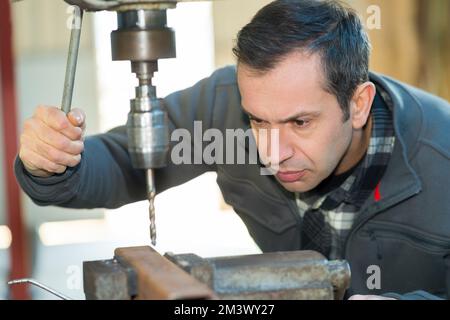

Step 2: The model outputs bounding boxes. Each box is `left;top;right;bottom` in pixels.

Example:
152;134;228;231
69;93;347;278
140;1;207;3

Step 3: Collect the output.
0;0;449;299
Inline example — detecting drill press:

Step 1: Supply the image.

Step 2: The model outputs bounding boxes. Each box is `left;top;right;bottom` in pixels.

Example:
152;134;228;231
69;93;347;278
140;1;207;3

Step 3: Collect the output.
111;9;174;245
64;0;207;245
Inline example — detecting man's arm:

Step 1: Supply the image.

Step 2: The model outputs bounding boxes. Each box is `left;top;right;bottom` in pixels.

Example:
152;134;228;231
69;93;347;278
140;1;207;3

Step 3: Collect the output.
14;67;233;209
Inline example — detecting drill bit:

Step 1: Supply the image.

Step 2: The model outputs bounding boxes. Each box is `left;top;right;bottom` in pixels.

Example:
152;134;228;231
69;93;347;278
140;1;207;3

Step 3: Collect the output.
146;169;157;246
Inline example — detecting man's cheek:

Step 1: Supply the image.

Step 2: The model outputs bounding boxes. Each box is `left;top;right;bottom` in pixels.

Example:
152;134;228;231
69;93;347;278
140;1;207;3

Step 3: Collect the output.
308;148;338;181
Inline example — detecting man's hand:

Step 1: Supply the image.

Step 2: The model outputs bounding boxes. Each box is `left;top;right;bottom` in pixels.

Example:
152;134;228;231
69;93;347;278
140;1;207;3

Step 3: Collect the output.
19;106;86;177
348;295;396;300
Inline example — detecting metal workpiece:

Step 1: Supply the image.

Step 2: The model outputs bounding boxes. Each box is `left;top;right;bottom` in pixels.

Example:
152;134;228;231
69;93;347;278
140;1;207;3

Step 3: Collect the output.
164;252;214;287
114;246;217;300
83;259;137;300
165;250;351;300
84;247;217;300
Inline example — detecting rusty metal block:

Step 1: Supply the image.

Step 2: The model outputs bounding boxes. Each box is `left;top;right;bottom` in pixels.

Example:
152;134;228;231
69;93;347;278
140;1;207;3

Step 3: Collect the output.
164;252;214;288
114;246;217;300
83;259;136;300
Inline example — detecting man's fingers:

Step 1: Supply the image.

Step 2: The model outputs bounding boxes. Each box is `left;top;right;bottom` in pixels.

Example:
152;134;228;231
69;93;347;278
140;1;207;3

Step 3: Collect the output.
35;106;69;130
34;105;83;140
33;138;82;167
20;147;67;175
28;118;84;154
60;124;83;141
68;108;87;140
20;133;81;172
20;105;87;177
68;108;86;128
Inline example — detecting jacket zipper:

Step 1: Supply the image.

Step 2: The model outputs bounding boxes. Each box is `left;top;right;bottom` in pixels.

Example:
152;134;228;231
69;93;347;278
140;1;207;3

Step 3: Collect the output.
360;222;450;253
343;186;422;260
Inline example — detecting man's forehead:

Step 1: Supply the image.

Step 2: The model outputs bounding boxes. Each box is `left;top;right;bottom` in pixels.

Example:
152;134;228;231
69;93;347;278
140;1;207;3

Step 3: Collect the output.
237;52;327;96
240;56;328;99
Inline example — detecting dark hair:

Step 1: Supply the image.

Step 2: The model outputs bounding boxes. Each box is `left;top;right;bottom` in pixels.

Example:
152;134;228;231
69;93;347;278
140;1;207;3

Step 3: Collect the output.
233;0;370;120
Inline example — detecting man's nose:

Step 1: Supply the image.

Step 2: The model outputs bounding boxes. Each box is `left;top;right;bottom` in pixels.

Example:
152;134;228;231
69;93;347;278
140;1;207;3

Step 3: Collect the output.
260;126;294;166
277;128;295;165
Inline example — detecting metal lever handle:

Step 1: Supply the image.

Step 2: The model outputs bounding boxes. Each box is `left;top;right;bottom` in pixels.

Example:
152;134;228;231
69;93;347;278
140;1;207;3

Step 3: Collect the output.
8;278;73;300
61;5;83;114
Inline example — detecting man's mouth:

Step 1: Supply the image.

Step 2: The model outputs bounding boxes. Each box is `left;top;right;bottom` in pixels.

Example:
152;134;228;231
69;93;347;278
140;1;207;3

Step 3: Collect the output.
276;170;307;183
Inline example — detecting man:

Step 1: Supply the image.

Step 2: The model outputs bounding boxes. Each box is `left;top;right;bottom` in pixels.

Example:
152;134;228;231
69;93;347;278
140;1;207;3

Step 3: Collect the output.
15;0;450;300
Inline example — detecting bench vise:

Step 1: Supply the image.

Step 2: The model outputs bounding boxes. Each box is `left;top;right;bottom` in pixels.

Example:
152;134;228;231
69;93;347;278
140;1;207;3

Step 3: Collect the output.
83;246;351;300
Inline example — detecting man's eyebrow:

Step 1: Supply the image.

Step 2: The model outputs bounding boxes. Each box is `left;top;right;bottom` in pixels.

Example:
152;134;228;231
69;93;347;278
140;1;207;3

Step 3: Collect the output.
242;107;321;123
279;111;321;123
242;108;264;121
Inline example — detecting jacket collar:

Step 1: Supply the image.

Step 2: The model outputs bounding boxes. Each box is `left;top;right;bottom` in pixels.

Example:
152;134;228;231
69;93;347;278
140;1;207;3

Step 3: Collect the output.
356;72;423;219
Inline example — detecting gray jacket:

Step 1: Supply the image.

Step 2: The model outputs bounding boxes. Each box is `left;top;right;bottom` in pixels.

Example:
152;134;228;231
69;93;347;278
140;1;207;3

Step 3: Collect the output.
15;66;450;299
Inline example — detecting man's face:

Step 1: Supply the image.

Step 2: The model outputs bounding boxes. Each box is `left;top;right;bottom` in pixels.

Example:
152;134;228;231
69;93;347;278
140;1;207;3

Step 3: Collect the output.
237;51;354;193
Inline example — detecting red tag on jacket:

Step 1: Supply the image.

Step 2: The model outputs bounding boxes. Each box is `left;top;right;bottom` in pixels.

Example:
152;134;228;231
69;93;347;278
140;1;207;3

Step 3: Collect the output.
374;183;381;202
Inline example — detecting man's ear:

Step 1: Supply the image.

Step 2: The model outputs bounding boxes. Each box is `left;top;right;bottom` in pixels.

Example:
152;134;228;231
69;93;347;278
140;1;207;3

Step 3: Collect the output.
350;82;376;130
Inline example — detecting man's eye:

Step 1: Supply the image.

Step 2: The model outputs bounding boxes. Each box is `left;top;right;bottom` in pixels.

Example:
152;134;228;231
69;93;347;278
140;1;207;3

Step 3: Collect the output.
250;118;264;124
294;119;310;127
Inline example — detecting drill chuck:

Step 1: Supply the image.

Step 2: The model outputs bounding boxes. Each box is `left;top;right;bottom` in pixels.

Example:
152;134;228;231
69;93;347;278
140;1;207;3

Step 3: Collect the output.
127;85;169;169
